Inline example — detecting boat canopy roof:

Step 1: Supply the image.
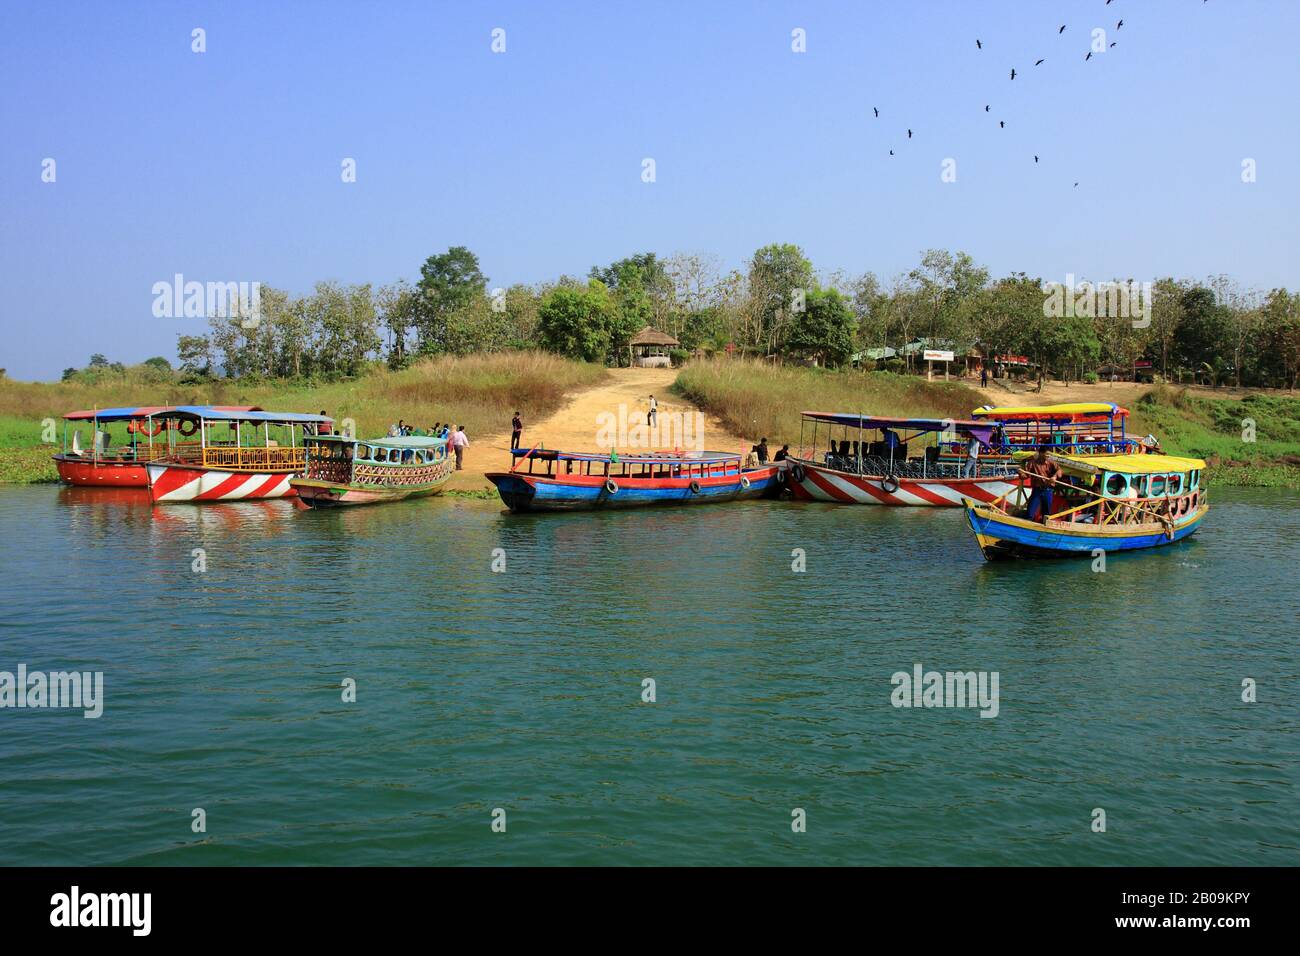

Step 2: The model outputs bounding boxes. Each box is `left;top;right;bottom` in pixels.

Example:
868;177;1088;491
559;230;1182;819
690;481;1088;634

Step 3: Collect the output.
165;406;332;424
510;448;742;465
972;402;1129;421
1045;452;1206;476
62;404;262;422
315;434;446;448
801;412;995;441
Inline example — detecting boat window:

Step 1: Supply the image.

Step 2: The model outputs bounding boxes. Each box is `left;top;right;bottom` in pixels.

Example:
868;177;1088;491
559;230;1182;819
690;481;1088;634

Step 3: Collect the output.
1191;469;1199;489
402;449;414;464
1168;473;1182;495
374;447;388;462
1104;472;1128;497
1150;474;1167;496
356;445;371;460
1134;475;1148;497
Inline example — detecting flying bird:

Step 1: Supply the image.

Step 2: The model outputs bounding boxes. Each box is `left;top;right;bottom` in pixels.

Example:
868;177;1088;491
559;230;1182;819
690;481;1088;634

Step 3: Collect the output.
1111;42;1117;48
1117;20;1124;30
976;39;982;49
889;149;894;156
1085;51;1093;60
907;129;913;139
1058;25;1066;34
999;120;1005;128
1073;182;1080;188
985;104;990;112
1034;155;1039;163
1010;68;1016;79
1035;58;1045;66
873;107;879;118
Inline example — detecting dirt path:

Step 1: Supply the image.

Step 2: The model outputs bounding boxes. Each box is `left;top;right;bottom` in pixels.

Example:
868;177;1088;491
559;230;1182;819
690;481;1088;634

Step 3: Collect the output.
446;367;755;491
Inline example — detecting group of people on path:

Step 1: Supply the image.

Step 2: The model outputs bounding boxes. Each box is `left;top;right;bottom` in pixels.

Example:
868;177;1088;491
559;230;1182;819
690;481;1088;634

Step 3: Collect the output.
387;420;470;469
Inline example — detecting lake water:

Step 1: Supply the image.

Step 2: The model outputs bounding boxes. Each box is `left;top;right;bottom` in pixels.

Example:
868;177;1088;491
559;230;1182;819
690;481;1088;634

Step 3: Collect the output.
0;484;1296;866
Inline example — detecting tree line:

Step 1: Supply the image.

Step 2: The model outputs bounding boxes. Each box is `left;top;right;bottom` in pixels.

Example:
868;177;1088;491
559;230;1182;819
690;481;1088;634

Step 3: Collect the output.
167;245;1300;389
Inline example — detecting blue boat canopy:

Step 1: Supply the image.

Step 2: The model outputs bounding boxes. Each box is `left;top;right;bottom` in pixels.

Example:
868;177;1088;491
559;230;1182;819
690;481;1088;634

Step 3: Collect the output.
166;406;333;424
63;404;263;422
510;448;742;465
801;412;995;443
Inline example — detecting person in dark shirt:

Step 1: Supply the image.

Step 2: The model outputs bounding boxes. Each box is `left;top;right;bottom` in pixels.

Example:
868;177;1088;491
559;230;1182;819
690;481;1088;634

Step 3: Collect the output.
773;444;790;462
511;412;523;450
1023;448;1064;523
753;438;769;464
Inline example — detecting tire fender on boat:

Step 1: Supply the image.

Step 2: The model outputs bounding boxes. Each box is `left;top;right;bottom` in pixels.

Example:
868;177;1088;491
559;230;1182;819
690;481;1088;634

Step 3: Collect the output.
791;464;806;483
688;480;702;494
739;476;751;490
604;478;618;495
880;474;900;494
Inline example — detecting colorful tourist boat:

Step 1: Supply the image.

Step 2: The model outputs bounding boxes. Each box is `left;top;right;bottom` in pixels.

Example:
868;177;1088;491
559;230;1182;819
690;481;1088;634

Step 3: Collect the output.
290;434;454;508
52;405;259;487
145;407;334;502
786;413;1024;506
971;402;1142;455
964;453;1208;560
486;448;781;511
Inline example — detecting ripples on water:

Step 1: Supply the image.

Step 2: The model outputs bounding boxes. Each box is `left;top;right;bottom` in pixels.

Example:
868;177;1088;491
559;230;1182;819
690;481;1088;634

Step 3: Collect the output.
0;485;1296;865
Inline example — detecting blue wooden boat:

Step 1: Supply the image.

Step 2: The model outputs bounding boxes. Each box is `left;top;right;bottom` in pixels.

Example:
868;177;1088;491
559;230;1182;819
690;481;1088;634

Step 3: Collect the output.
964;452;1208;560
486;448;782;512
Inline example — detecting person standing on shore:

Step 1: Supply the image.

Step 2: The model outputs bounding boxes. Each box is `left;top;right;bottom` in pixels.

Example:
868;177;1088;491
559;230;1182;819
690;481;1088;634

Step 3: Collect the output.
452;425;469;470
511;411;523;450
980;366;989;388
647;395;658;427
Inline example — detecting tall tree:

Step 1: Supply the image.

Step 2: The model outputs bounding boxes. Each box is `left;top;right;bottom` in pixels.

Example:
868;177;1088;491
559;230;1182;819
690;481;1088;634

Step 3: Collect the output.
414;246;487;354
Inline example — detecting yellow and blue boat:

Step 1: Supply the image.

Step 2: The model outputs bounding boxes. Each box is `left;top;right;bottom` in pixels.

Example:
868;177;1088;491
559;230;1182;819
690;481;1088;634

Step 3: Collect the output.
964;452;1208;560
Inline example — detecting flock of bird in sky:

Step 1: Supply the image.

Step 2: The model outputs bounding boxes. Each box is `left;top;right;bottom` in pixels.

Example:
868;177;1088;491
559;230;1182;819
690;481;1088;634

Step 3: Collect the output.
877;0;1210;187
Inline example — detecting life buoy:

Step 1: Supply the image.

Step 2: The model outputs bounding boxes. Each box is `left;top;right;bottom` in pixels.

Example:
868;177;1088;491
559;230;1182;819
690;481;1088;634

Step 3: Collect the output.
177;419;199;437
689;480;702;494
880;474;900;494
127;419;163;436
739;476;751;490
604;478;618;495
791;464;806;482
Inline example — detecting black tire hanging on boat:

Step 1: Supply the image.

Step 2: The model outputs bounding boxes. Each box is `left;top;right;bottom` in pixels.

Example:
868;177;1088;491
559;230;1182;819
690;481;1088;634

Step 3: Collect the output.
880;474;900;494
604;478;618;494
791;464;806;483
689;480;702;494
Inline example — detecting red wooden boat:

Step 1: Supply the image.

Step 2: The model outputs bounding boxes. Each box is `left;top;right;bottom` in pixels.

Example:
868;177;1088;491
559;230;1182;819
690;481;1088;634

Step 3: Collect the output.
52;406;259;487
145;407;334;502
786;412;1023;506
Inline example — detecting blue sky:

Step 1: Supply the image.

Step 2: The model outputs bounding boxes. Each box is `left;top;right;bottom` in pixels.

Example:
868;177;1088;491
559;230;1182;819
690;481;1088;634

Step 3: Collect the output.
2;0;1297;380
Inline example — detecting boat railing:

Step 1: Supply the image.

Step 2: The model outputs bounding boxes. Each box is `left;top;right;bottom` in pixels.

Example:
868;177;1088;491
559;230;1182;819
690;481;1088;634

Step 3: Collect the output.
201;446;306;470
822;453;1014;479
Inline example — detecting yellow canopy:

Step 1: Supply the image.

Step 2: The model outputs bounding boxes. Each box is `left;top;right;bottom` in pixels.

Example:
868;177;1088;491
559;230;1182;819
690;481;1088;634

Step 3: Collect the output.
1043;452;1206;475
971;402;1126;418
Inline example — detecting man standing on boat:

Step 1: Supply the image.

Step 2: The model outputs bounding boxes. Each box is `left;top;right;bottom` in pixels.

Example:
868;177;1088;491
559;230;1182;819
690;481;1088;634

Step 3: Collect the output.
1023;448;1063;523
511;411;523;450
963;433;982;477
452;425;469;470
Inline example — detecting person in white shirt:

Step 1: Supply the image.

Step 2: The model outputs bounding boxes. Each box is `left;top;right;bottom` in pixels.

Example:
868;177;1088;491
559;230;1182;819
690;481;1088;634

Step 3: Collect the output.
964;434;981;477
647;395;658;427
451;425;469;470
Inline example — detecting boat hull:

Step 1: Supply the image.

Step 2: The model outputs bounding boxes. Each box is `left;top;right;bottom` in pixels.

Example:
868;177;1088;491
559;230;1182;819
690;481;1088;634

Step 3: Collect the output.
788;459;1023;507
147;462;298;502
965;500;1208;560
290;477;449;509
487;466;780;512
53;455;150;487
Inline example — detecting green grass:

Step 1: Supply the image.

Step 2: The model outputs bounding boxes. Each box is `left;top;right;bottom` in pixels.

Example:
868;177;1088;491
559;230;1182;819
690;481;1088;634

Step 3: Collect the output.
674;359;989;447
1128;387;1300;487
0;352;607;483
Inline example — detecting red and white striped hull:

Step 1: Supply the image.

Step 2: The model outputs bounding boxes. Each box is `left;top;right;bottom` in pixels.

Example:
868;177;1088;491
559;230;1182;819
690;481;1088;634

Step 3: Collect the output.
789;459;1023;507
146;462;298;502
